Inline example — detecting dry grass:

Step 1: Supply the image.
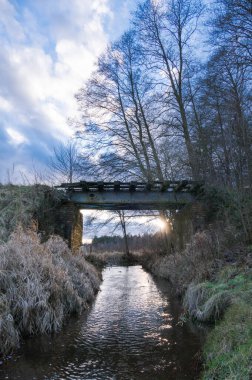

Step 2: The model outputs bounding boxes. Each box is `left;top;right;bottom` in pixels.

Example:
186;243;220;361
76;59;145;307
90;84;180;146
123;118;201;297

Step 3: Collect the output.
136;230;223;295
183;267;252;378
183;283;231;322
0;228;101;356
0;185;59;243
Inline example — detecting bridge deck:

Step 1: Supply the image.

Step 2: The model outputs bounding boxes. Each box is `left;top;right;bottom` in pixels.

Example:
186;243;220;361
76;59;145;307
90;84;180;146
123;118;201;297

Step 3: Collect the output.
56;181;203;210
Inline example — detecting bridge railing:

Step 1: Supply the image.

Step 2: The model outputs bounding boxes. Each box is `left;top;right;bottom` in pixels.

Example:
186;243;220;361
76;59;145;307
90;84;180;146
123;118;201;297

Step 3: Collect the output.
56;180;203;194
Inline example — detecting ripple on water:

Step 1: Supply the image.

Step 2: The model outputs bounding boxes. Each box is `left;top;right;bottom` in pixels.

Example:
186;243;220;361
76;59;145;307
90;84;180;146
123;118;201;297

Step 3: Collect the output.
0;265;203;380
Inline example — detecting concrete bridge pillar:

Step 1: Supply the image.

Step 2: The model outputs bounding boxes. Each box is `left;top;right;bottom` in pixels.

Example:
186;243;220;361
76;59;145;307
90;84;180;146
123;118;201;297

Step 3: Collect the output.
55;201;83;252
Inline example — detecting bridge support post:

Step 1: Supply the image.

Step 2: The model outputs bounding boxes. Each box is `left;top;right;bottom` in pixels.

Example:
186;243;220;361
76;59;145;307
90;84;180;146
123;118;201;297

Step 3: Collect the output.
55;201;83;252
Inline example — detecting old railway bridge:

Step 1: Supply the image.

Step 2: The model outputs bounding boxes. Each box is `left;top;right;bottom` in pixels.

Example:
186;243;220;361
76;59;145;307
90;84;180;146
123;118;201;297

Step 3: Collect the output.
55;180;204;250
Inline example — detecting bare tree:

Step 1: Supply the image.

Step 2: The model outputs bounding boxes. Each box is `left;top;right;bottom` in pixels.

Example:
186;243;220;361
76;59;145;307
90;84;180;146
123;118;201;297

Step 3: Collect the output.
49;140;80;183
134;0;205;179
76;30;175;182
117;211;130;255
210;0;252;67
195;47;252;188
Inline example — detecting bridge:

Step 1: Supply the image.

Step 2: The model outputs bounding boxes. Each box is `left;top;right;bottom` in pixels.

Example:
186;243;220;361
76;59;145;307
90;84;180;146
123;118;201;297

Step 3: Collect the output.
55;180;204;251
56;180;203;210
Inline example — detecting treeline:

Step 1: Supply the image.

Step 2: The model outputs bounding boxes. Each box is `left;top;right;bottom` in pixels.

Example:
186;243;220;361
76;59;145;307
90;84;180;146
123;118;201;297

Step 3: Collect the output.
72;0;251;189
91;233;168;253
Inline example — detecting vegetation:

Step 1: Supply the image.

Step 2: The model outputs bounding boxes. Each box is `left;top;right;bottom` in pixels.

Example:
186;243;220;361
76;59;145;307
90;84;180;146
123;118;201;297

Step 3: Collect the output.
90;233;169;254
136;230;222;295
0;185;60;243
0;228;100;356
184;267;251;322
203;302;252;380
197;268;252;379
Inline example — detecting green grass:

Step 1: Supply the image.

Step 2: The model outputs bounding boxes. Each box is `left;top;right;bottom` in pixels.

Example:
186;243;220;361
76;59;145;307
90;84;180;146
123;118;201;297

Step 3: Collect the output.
202;302;252;379
200;268;252;379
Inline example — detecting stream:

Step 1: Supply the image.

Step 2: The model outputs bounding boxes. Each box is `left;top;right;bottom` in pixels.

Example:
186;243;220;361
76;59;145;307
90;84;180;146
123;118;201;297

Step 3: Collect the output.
0;265;204;379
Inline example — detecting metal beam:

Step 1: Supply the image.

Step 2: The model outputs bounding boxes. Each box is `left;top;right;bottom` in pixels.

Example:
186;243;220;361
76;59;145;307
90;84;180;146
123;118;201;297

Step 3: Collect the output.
66;191;194;210
56;180;204;210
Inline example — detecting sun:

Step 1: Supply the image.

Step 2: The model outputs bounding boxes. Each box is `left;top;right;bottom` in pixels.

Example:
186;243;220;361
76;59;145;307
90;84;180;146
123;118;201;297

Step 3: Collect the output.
156;218;168;230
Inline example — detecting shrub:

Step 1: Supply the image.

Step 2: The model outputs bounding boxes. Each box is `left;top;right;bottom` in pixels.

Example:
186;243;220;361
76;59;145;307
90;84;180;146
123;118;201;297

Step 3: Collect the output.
0;228;101;355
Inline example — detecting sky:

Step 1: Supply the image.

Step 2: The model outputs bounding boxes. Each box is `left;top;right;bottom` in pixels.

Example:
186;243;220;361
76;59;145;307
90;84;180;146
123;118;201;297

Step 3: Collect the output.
82;209;166;243
0;0;140;183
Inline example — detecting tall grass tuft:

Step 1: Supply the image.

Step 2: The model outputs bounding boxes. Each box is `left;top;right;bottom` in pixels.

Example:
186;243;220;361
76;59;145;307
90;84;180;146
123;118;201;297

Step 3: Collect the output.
0;228;101;355
183;267;252;378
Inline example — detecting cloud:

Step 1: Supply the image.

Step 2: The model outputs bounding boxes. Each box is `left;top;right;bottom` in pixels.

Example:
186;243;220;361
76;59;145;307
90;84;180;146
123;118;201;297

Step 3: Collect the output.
6;127;28;145
1;0;141;182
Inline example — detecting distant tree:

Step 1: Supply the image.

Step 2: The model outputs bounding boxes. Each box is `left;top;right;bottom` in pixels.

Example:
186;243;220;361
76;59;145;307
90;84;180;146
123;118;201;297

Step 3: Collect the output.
49;140;80;183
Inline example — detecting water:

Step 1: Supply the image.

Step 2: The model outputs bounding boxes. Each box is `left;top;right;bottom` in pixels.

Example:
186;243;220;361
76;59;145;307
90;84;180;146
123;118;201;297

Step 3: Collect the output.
0;266;204;380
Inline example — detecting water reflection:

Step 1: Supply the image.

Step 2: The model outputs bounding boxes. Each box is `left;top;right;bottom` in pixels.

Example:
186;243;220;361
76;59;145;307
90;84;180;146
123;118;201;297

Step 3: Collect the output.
0;265;203;379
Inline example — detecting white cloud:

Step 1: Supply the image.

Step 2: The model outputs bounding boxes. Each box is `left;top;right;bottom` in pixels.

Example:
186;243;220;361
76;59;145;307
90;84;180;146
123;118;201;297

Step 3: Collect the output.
6;127;28;146
0;0;114;181
0;0;141;182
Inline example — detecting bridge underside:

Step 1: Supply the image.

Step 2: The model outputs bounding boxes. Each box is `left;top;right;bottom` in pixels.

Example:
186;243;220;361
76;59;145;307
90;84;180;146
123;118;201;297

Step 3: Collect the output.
57;181;202;211
68;192;194;210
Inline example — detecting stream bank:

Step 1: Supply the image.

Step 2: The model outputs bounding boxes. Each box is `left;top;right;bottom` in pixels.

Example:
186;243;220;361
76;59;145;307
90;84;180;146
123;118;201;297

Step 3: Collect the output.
134;232;252;379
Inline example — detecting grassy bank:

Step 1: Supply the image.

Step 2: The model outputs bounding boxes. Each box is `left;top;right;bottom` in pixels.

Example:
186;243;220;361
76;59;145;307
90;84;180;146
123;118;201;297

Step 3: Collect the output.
186;267;252;380
0;228;101;356
134;231;252;379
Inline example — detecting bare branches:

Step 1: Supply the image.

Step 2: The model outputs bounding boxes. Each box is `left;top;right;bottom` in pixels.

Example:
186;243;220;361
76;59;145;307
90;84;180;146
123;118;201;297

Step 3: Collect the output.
49;140;80;183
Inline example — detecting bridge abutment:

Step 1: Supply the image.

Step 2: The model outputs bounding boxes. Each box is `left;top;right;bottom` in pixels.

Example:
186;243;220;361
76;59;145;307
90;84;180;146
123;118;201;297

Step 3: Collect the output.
55;202;83;252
